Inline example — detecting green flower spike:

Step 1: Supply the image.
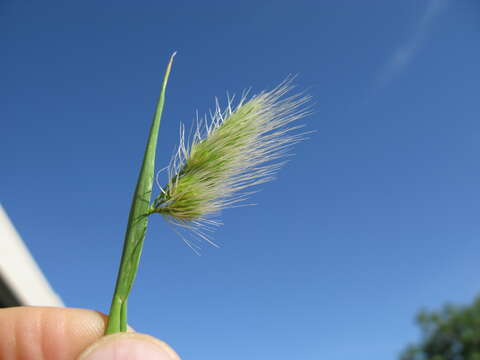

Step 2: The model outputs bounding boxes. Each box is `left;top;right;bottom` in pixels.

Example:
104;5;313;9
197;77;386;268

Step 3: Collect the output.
149;79;310;251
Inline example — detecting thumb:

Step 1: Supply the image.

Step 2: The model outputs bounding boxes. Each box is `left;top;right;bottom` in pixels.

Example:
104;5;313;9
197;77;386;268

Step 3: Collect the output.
77;333;180;360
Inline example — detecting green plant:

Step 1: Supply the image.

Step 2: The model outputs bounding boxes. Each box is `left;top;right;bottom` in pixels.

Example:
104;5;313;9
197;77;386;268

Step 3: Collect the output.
105;53;310;334
400;297;480;360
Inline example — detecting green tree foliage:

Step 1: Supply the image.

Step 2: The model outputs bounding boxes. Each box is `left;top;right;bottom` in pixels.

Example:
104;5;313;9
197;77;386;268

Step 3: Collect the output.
400;297;480;360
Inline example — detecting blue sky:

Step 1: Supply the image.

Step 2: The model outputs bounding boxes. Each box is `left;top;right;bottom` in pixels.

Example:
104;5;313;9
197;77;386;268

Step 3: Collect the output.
2;1;480;359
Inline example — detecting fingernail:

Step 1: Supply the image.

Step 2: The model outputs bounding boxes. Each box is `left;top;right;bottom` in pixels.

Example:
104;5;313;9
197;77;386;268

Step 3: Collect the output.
78;333;180;360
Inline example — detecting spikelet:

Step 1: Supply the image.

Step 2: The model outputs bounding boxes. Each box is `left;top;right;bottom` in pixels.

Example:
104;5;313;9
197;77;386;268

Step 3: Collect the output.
150;78;310;248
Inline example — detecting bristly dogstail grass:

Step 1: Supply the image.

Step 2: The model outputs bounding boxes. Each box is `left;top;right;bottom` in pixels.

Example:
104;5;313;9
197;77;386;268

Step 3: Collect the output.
148;79;311;250
105;53;310;334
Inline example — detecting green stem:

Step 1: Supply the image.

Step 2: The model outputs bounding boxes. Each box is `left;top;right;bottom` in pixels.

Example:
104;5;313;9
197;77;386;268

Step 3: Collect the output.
105;53;176;335
120;299;128;332
106;295;122;334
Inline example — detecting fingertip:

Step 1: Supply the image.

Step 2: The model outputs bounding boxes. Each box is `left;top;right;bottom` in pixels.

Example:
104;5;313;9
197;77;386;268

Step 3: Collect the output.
0;307;107;359
77;333;180;360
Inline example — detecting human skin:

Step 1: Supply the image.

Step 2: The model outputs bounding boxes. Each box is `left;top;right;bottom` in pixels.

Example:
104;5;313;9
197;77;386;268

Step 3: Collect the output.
0;307;180;360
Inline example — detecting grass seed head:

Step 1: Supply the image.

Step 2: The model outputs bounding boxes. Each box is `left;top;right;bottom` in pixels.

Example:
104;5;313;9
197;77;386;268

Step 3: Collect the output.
151;78;311;247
